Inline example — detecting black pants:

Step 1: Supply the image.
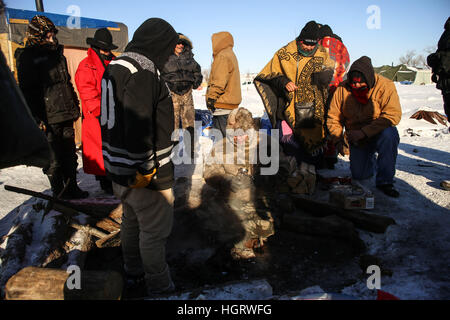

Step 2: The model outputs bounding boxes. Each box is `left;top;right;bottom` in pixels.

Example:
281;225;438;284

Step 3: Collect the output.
212;114;229;139
44;120;78;193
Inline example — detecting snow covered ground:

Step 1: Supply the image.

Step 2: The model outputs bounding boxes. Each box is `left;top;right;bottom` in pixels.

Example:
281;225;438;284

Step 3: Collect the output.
0;83;449;300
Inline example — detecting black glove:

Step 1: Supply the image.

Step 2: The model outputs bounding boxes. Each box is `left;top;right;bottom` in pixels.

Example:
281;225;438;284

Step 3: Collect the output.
206;98;216;113
432;73;438;84
311;69;334;89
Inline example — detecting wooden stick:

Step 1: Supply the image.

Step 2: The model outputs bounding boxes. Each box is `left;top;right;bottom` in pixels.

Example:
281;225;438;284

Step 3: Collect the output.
69;223;107;239
95;230;121;248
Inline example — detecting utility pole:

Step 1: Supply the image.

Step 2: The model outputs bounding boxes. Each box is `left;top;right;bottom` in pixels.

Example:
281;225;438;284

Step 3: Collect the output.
35;0;44;12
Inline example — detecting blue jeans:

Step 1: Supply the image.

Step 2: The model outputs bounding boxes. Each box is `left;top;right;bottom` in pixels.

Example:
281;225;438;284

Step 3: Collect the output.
349;126;400;186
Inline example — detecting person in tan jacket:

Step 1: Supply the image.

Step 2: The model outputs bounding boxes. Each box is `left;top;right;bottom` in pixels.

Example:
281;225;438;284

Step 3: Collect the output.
206;31;242;137
327;56;402;197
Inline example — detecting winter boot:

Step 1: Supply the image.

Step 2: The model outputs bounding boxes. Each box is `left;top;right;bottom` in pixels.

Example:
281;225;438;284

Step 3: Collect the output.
145;264;176;296
61;177;89;199
376;184;400;198
46;171;65;197
97;176;113;195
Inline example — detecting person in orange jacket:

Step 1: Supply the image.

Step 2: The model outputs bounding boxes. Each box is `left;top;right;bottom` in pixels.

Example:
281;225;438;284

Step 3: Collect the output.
327;56;402;198
75;28;117;194
206;31;242;138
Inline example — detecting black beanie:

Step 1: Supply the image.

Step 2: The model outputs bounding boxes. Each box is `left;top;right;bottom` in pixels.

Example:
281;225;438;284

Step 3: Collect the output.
318;24;333;39
297;21;319;45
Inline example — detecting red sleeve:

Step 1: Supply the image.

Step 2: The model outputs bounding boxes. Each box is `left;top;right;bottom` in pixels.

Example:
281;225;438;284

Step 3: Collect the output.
75;62;101;117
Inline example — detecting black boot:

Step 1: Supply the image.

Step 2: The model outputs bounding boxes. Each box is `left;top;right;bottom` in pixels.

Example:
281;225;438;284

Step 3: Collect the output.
98;176;113;195
61;177;89;200
376;184;400;198
47;171;65;197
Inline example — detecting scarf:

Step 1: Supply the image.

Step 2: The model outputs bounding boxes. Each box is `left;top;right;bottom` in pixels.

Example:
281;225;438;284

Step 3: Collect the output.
350;76;369;104
297;41;318;57
351;87;369;104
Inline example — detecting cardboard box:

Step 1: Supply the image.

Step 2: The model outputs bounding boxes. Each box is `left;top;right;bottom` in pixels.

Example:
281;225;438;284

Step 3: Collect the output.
329;185;374;210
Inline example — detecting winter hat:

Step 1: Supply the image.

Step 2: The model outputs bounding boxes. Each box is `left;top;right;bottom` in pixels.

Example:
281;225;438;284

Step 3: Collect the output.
87;28;118;51
297;21;319;46
27;15;58;38
348;56;376;89
125;18;179;70
318;24;333;39
26;15;58;46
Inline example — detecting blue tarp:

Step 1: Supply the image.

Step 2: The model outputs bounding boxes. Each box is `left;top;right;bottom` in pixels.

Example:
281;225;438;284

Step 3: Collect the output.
5;8;119;29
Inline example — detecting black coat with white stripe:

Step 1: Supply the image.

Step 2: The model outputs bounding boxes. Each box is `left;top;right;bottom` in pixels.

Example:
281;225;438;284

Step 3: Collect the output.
100;51;175;190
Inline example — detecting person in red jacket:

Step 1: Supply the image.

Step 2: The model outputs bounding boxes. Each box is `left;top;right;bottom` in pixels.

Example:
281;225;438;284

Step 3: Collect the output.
75;28;117;194
318;24;351;169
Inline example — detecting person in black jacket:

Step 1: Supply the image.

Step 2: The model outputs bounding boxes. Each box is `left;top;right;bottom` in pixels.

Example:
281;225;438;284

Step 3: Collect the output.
101;18;178;295
428;17;450;121
427;17;450;191
16;15;88;199
161;33;202;158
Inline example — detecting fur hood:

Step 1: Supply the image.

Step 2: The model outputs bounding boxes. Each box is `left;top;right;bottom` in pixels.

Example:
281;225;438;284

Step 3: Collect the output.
178;33;193;49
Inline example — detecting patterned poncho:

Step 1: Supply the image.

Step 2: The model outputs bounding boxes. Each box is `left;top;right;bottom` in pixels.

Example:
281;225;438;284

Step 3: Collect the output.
319;36;350;91
254;40;334;155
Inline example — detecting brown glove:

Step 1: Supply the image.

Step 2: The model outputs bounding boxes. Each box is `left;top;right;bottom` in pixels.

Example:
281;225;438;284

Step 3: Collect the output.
129;168;157;188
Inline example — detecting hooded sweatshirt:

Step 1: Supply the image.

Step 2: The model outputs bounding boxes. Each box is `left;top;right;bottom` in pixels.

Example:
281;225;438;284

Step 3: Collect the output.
100;18;178;190
206;31;242;109
327;56;402;141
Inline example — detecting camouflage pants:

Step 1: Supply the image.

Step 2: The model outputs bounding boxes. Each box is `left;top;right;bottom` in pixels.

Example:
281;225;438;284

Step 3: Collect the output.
171;89;195;130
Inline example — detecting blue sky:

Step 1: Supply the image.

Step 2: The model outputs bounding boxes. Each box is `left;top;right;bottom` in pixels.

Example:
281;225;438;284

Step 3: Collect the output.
7;0;450;73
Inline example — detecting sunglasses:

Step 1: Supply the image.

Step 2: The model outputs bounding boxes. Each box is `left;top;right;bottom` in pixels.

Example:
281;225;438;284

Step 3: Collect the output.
300;40;317;46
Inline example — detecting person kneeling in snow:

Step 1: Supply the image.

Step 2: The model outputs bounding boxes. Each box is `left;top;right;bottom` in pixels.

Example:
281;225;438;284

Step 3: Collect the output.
327;56;402;197
202;108;275;260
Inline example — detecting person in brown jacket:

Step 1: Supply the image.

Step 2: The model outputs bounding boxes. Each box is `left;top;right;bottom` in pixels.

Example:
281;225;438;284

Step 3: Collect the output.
206;31;242;137
327;56;402;197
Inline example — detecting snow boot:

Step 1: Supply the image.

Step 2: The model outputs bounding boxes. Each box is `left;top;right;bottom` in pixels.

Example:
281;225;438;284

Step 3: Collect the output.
97;176;113;195
376;184;400;198
61;177;89;199
46;171;65;197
